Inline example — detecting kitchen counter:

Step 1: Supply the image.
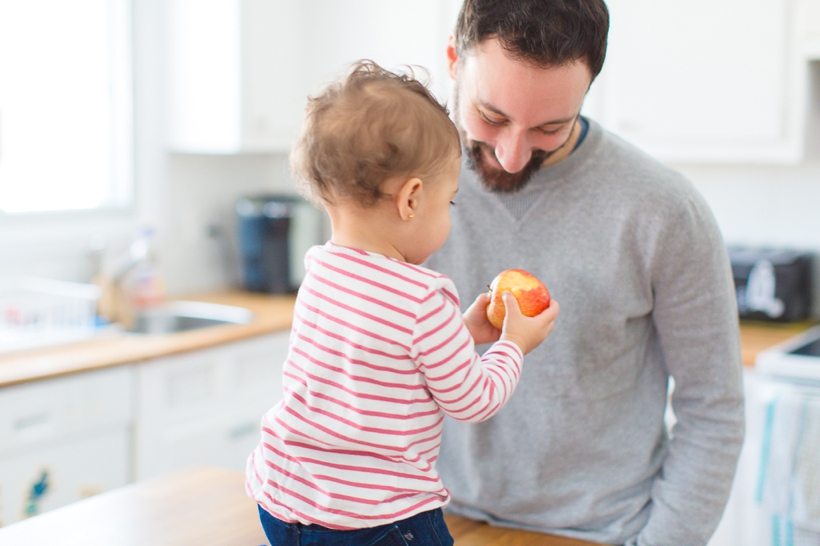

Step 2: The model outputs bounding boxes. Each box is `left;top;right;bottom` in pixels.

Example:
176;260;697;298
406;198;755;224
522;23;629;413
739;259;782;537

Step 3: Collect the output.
0;290;814;388
738;319;817;366
0;466;602;545
0;292;295;388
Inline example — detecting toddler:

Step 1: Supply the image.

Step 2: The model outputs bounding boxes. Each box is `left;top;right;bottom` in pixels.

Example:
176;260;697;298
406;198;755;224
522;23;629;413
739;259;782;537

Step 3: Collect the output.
246;60;559;546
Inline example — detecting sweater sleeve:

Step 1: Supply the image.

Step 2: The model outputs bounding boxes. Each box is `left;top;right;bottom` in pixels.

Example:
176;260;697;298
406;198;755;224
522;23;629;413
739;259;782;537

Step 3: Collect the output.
411;281;524;423
631;193;745;546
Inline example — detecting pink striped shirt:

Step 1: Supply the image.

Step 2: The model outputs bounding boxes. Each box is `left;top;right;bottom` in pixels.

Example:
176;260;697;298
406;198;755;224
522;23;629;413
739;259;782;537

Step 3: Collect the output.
246;242;523;529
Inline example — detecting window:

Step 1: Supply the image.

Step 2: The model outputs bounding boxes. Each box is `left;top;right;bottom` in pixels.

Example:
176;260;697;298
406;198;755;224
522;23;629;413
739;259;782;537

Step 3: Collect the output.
0;0;133;214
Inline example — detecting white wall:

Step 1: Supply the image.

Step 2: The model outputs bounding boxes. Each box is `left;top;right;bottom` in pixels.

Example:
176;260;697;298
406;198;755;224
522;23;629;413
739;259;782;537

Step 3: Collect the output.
162;153;294;294
681;160;820;249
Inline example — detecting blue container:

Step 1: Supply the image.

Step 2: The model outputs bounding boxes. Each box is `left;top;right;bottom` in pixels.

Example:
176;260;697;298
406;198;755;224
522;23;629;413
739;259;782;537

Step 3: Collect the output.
236;195;300;294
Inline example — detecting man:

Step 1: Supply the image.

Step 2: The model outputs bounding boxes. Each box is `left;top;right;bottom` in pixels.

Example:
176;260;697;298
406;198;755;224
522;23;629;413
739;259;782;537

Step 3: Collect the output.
425;1;745;545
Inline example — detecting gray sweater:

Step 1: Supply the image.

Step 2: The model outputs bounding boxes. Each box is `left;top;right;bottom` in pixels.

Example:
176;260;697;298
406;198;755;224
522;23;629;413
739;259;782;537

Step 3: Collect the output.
425;119;744;545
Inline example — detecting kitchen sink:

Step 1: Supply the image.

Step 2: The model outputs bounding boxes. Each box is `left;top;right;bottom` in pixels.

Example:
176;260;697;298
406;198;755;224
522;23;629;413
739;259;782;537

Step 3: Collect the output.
128;301;254;334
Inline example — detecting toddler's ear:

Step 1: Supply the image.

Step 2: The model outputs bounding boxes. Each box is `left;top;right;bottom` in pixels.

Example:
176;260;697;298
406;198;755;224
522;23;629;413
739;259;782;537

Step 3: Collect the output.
446;34;459;80
396;177;423;221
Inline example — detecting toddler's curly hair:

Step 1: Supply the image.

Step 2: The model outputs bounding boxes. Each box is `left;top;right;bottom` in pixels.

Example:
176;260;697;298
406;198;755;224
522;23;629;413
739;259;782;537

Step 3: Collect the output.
291;60;461;207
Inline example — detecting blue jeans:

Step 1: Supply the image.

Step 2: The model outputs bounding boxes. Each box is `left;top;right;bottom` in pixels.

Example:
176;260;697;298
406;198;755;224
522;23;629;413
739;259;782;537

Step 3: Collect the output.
257;505;454;546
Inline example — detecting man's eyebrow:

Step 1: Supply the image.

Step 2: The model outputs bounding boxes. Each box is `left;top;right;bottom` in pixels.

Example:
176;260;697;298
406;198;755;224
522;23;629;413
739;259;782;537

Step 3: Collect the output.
478;100;509;119
477;100;576;127
537;116;576;127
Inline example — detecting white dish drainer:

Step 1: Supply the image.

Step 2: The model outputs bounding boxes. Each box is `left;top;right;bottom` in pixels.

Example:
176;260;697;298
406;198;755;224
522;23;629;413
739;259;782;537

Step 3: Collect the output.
0;277;102;354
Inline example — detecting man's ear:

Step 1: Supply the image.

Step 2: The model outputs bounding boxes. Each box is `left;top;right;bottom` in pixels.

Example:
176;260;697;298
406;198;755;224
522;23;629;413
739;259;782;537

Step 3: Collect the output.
396;177;423;221
446;34;459;80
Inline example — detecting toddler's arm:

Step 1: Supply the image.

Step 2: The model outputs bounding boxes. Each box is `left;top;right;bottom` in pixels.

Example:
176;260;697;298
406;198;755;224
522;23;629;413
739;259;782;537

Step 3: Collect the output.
413;287;556;423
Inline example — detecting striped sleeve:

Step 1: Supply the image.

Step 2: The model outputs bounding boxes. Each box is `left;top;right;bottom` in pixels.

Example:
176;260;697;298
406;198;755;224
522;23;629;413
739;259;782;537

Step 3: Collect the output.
411;283;524;423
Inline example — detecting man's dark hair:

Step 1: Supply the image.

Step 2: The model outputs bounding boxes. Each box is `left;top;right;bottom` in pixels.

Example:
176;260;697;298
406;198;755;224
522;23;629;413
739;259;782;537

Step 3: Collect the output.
453;0;609;79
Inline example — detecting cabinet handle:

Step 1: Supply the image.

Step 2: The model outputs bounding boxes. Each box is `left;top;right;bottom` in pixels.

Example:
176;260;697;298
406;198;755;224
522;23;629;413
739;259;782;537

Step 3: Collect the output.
14;412;51;431
228;422;256;439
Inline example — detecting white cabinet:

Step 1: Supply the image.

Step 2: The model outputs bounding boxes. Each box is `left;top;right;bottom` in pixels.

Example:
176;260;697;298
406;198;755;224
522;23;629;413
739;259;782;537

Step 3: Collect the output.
168;0;460;154
583;0;809;164
135;332;288;480
0;331;290;524
798;0;820;58
0;366;134;527
170;0;814;162
303;0;459;105
168;0;308;153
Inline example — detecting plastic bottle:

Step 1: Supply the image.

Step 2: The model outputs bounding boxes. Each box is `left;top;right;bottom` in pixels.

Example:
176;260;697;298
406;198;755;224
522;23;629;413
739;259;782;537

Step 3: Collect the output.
123;225;166;310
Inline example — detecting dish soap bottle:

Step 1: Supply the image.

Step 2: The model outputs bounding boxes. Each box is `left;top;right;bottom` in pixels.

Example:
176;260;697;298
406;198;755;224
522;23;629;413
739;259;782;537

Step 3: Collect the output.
125;224;166;310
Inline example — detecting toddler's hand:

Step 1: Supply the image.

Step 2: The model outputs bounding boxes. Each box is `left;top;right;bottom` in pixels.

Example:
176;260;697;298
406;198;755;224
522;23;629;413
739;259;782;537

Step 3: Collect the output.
499;292;559;355
463;292;501;345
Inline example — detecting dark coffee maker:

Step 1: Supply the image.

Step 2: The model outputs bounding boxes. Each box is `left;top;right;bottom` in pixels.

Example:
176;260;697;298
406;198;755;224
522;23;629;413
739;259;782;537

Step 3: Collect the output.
236;194;303;293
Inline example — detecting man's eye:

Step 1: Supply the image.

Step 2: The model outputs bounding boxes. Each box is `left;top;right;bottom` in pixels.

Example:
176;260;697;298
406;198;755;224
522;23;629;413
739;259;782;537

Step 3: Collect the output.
538;126;564;135
479;111;504;125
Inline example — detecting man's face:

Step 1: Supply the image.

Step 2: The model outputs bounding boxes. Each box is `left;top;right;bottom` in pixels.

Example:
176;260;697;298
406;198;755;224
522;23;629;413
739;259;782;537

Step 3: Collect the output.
448;38;593;192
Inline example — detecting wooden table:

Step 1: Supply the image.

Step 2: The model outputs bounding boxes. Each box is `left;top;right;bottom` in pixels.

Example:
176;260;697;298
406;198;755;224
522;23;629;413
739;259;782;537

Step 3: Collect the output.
0;467;266;546
445;513;602;545
0;466;601;545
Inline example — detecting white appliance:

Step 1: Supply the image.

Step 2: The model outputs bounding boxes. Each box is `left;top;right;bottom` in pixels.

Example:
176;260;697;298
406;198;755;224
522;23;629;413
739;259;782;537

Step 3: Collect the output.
757;326;820;381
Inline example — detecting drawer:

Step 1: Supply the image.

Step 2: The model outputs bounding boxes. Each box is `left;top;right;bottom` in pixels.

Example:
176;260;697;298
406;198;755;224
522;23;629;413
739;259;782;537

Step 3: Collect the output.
135;332;288;480
0;427;130;526
0;366;135;457
137;333;286;425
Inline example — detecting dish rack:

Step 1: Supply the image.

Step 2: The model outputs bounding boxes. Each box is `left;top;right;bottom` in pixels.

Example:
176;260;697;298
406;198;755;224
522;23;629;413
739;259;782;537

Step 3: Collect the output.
0;277;102;354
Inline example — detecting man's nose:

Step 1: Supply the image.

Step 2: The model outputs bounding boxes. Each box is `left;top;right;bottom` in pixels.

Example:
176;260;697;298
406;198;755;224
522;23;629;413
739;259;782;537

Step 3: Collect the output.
493;130;532;173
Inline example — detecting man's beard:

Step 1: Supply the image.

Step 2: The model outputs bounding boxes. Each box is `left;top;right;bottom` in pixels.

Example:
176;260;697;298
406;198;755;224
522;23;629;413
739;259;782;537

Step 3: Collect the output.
464;140;550;193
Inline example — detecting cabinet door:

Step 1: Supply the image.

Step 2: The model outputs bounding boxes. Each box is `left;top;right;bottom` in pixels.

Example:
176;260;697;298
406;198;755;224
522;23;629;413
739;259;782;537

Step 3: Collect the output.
303;0;457;104
798;0;820;57
169;0;461;153
593;0;802;163
240;0;307;151
0;428;130;528
0;366;134;455
168;0;307;153
135;332;288;480
0;366;134;527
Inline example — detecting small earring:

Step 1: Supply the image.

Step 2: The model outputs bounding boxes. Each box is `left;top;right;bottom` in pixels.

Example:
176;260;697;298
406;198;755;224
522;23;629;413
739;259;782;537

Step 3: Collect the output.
408;213;414;219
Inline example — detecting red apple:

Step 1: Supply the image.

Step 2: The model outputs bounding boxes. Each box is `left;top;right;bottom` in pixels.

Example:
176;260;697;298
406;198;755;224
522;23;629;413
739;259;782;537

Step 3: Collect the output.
486;269;551;329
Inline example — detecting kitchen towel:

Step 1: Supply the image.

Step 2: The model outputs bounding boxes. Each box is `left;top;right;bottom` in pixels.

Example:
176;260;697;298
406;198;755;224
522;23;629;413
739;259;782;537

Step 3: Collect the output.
757;383;820;545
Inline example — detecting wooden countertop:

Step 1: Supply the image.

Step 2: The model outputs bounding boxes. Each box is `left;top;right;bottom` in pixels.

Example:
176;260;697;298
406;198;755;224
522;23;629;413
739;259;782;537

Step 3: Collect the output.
738;319;817;366
0;290;814;389
0;466;602;545
0;292;295;388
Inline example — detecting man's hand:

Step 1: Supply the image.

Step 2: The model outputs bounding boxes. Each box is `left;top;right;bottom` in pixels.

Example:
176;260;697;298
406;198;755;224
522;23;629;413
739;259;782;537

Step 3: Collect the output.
463;292;501;345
